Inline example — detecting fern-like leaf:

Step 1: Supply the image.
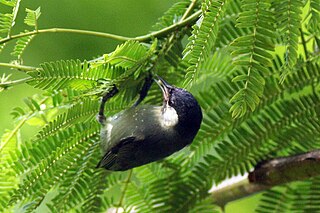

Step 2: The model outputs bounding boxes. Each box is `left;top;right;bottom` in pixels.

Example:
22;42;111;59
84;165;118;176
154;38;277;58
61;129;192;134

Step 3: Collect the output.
256;178;320;212
103;40;149;69
230;0;275;118
27;60;120;91
183;0;228;87
9;122;100;210
308;0;320;34
11;31;35;59
152;0;191;30
24;7;41;29
273;0;303;82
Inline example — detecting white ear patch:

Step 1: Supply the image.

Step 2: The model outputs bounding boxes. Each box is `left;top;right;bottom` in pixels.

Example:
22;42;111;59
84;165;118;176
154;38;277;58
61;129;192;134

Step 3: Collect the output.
161;106;178;127
106;123;113;142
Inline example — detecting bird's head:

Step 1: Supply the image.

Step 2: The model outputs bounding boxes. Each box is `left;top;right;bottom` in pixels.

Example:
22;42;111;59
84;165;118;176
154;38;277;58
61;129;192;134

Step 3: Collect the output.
155;77;203;135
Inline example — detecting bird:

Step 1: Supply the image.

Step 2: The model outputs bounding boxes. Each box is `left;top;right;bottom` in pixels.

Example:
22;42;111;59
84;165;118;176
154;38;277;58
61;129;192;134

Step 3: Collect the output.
96;77;202;171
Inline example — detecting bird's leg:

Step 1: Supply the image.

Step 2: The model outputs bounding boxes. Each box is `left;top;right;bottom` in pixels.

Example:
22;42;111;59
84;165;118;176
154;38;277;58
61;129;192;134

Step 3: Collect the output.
132;73;153;107
97;85;119;125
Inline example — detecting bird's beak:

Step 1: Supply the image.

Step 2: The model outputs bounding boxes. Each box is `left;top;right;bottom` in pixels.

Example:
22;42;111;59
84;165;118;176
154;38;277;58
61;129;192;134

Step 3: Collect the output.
154;76;172;102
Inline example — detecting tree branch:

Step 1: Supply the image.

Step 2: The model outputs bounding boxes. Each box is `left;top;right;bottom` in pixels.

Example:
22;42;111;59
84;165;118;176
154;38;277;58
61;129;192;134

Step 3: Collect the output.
211;150;320;207
0;10;201;45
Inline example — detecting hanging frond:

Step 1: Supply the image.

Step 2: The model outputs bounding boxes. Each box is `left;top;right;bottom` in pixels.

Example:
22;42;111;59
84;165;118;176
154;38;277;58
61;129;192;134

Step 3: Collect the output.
162;36;185;68
8;122;100;210
36;98;98;139
152;0;192;30
183;0;228;87
9;6;41;59
0;0;19;35
273;0;303;82
24;7;41;29
215;0;249;48
191;50;235;91
11;31;35;59
0;0;20;52
308;0;320;34
189;197;220;213
49;143;104;212
256;178;320;212
255;187;292;212
0;13;13;34
230;0;275;118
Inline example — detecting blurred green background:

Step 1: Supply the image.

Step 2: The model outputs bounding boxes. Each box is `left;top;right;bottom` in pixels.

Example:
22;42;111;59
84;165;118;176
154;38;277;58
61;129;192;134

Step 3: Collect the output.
0;1;260;212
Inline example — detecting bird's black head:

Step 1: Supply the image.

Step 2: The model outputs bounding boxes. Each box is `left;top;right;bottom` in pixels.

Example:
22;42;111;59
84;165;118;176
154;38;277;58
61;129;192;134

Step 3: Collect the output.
156;77;203;137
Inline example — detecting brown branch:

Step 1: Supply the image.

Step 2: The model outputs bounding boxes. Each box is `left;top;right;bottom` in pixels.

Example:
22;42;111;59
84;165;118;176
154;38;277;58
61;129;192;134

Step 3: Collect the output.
211;150;320;207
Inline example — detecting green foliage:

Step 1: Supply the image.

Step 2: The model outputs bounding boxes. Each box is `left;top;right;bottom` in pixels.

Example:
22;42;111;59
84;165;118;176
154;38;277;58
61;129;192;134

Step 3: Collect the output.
273;0;303;81
27;60;115;91
152;0;192;30
0;0;19;52
229;0;275;118
24;7;41;28
11;31;35;59
0;0;320;212
183;0;228;87
308;0;320;34
256;178;320;212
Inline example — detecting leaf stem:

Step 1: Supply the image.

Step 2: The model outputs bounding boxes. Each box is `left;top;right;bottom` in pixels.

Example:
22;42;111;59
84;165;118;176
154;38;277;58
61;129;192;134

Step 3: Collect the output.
181;0;198;20
0;10;201;45
299;28;309;60
0;62;38;71
116;169;133;213
0;77;32;88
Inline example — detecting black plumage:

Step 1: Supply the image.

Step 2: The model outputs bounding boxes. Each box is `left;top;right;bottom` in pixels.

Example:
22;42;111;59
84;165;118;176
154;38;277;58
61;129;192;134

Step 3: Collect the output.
96;78;202;171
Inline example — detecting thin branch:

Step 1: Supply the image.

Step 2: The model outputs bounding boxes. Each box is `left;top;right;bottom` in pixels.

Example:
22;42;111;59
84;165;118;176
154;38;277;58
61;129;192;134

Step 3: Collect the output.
0;28;131;45
300;28;309;60
211;150;320;207
0;10;201;45
181;0;198;20
116;169;133;213
0;62;38;72
0;77;32;89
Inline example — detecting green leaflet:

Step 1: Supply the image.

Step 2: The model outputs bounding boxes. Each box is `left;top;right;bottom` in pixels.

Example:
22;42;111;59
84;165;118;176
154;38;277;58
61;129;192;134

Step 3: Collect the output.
230;0;275;118
273;0;303;82
24;7;41;28
1;0;320;212
183;0;228;88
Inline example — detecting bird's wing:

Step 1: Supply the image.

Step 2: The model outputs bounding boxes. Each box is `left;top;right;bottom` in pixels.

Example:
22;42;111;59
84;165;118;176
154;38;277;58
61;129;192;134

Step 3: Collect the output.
96;136;136;170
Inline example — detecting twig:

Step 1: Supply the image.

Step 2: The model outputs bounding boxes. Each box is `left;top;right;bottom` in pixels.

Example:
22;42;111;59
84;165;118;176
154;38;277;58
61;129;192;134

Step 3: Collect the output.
0;62;38;72
300;28;309;60
0;77;32;88
116;169;133;213
0;10;201;45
